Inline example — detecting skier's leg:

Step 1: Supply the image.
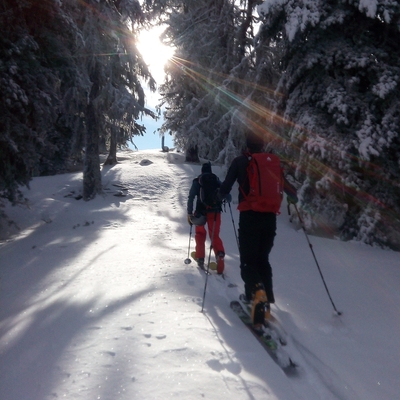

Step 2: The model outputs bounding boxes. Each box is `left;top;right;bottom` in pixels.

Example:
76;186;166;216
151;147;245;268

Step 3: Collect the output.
239;211;262;300
208;213;224;255
209;213;225;273
259;213;277;303
205;212;224;273
195;225;206;259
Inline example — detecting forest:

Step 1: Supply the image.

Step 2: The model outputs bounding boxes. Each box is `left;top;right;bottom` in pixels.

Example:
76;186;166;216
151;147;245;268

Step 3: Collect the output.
1;0;400;249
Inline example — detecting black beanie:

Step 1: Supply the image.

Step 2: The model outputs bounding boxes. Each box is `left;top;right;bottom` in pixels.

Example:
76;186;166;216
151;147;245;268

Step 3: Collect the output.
246;133;265;152
201;162;212;173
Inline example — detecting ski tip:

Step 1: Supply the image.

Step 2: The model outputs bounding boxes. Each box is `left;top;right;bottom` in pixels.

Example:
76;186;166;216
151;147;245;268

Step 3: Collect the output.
333;310;343;316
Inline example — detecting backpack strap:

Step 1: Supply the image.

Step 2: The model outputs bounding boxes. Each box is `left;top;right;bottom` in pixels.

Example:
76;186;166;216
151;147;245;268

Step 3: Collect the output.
238;152;252;200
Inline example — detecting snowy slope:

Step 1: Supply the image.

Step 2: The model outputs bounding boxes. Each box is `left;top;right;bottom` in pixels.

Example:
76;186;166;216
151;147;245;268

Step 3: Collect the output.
0;149;399;400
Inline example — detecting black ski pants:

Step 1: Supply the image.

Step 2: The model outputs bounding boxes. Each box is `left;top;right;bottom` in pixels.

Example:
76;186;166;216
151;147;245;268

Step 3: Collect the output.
238;210;277;303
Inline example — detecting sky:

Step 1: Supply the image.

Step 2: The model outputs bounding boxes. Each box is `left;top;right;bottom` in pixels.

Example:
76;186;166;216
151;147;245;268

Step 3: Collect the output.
1;148;399;400
133;27;175;151
130;113;174;152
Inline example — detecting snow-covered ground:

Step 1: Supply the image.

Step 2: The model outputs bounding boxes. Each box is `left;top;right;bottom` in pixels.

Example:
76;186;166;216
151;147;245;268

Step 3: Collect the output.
1;149;399;400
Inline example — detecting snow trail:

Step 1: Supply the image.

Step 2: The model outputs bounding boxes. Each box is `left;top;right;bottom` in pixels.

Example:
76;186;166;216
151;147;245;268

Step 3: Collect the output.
1;149;399;400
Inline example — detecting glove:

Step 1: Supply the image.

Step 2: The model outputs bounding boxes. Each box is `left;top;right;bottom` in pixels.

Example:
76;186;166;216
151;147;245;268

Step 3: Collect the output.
287;194;298;205
215;189;232;203
187;214;193;226
224;193;232;203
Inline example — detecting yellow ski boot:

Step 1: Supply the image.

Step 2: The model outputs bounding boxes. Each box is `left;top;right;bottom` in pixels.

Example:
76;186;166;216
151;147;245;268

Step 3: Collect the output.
251;284;271;330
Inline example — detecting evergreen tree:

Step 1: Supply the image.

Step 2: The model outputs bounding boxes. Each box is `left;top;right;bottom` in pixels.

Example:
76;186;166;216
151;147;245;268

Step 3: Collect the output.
0;0;157;203
214;0;280;167
76;0;156;199
0;0;76;203
256;0;400;248
158;0;260;163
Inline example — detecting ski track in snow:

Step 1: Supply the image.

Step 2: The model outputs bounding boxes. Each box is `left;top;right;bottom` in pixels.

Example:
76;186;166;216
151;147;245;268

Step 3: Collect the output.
1;149;399;400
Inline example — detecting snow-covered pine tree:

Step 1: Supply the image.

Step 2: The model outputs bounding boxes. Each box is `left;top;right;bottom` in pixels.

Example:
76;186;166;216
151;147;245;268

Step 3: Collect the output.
78;0;157;199
256;0;400;249
214;0;283;167
0;0;157;203
158;0;260;163
100;2;157;166
0;0;77;203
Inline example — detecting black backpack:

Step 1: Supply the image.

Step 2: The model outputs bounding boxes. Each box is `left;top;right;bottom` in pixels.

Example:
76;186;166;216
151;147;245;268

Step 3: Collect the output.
198;172;221;209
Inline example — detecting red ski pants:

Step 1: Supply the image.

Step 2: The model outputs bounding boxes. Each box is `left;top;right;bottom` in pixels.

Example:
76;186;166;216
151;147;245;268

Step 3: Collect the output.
195;212;225;259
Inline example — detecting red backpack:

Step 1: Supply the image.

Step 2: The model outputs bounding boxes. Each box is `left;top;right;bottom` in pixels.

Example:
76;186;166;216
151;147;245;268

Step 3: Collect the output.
238;153;284;214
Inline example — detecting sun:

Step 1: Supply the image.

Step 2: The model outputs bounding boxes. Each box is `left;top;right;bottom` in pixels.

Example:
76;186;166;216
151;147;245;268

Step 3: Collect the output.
137;26;174;83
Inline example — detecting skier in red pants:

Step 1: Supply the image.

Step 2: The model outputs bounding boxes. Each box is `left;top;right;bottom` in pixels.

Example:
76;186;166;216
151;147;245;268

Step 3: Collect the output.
187;162;225;274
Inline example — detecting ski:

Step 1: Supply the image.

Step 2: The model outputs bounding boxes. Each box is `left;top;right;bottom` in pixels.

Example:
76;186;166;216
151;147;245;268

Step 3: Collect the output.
230;301;297;375
191;251;217;271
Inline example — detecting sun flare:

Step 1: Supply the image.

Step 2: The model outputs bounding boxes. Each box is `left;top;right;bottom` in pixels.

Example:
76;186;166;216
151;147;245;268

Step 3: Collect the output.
137;26;174;82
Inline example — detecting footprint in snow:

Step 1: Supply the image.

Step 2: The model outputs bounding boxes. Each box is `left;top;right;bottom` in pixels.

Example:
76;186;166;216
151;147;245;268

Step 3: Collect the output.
102;351;116;357
140;159;153;166
156;334;166;340
121;326;133;331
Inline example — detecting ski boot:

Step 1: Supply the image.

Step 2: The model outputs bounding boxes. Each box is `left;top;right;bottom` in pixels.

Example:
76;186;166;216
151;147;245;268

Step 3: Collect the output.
197;258;205;269
216;251;225;275
251;283;271;330
191;251;204;268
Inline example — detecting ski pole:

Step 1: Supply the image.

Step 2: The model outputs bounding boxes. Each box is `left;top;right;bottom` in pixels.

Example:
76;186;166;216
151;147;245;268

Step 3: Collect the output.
292;204;342;316
184;223;193;264
201;212;218;312
228;202;240;251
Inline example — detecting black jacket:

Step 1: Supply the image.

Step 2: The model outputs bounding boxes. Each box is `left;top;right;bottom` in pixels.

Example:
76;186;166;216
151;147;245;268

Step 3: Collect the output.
187;177;222;215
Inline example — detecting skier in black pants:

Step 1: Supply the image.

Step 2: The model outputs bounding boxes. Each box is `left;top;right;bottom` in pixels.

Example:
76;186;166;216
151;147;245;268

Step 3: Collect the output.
218;134;298;324
238;211;277;303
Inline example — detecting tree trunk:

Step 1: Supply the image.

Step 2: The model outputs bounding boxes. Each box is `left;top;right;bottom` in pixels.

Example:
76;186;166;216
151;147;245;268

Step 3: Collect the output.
83;62;102;200
104;128;118;165
185;146;200;162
